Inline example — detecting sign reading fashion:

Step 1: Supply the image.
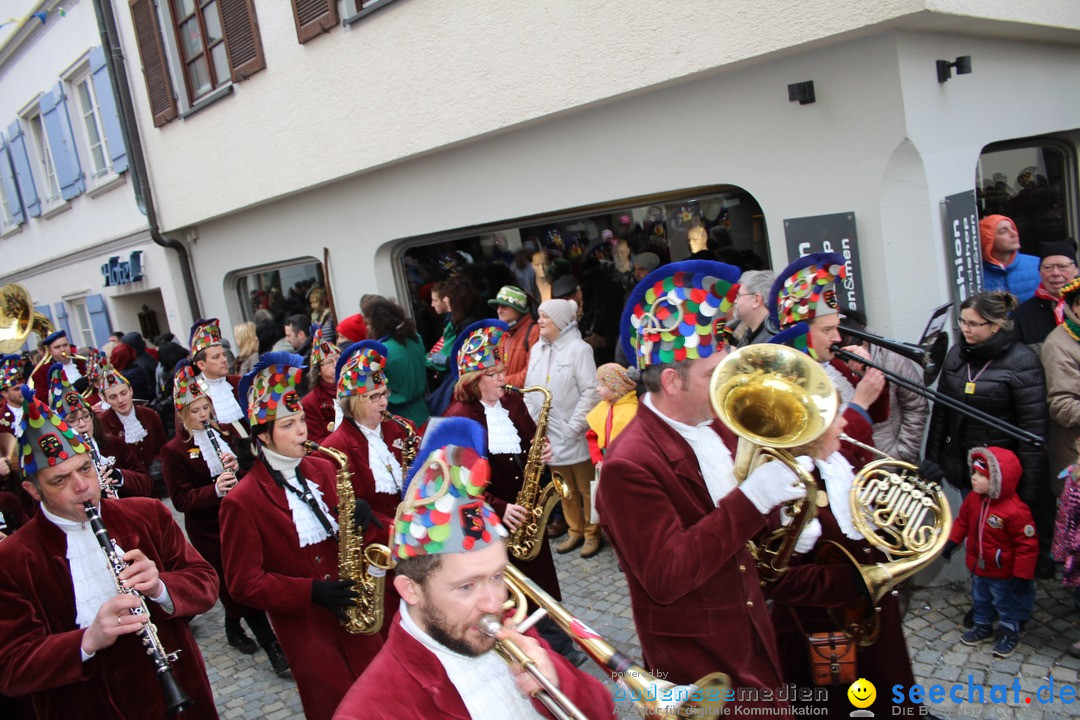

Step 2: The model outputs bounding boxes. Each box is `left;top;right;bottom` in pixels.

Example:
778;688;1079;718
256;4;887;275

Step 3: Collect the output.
942;190;983;304
783;212;865;313
101;251;144;287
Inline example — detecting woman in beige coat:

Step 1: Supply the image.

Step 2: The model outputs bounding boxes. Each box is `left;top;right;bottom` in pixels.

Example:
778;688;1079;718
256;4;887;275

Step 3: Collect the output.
1041;278;1080;495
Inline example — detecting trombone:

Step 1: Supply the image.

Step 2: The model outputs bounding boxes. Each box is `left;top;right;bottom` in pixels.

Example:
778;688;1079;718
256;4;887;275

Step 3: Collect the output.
490;563;730;719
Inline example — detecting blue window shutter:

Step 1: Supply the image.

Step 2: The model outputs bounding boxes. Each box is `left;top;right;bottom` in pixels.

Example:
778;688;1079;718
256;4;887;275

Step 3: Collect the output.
86;294;112;348
52;303;73;341
39;83;85;201
0;140;25;224
88;46;128;175
6;121;40;217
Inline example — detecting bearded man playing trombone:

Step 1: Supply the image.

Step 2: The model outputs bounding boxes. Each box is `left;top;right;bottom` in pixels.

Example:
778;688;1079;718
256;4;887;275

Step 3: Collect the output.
333;418;614;720
596;260;810;717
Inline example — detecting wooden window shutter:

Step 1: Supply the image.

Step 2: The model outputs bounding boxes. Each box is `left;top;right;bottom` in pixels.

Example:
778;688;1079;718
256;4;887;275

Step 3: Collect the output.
129;0;177;127
219;0;266;82
292;0;338;44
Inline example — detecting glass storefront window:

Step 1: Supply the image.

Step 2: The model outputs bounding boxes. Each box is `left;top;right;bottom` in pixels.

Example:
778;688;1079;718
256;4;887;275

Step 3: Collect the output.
398;186;768;349
977;141;1076;256
235;259;325;324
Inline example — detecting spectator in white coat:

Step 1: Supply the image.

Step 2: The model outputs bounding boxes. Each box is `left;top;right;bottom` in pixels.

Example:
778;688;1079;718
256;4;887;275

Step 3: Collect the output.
524;299;601;558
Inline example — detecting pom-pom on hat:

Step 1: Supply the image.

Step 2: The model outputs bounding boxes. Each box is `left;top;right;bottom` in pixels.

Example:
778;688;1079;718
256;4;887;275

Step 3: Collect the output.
335;341;388;400
172;359;207;413
451;319;507;380
309;323;340;369
620;260;741;370
0;354;22;388
47;363;91;419
392;417;506;561
17;385;89;475
487;286;529;314
189;318;223;358
239;352;306;427
42;329;67;347
769;252;846;330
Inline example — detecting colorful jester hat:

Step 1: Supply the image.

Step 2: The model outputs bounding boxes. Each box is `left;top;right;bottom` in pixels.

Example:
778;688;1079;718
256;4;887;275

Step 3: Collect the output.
96;360;130;393
0;354;22;388
239;352;306;427
46;363;91;419
17;385;89;474
768;322;824;361
451;319;507;380
189;318;223;359
172;359;208;413
335;340;388;400
392;417;507;561
83;347;107;390
769;252;847;331
309;323;339;369
620;260;741;370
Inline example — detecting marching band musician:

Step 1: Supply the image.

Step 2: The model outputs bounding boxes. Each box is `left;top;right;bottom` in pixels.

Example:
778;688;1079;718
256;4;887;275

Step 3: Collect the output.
322;340;412;639
0;387;219;719
189;319;247;435
96;360;166;476
443;320;584;665
47;364;153;499
301;324;342;444
0;354;25;440
766;252;888;468
161;361;289;677
218;352;383;720
30;330;88;404
0;355;30;525
597;260;805;717
332;418;616;720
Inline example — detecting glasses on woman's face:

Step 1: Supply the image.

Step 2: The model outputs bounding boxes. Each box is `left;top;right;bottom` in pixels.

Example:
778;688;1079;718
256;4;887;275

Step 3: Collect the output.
66;411;91;424
363;391;389;402
482;367;506;380
958;318;990;329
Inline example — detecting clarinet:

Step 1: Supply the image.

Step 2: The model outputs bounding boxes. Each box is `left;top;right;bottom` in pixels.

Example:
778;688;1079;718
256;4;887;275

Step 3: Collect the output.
82;501;193;715
202;422;235;494
85;435;119;499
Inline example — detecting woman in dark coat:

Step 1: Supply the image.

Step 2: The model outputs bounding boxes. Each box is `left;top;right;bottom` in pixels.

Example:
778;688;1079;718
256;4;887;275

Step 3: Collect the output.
442;320;584;664
161;361;288;676
925;291;1051;569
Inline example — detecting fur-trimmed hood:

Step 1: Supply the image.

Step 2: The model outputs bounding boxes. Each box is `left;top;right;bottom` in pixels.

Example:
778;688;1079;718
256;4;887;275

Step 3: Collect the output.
967;446;1021;500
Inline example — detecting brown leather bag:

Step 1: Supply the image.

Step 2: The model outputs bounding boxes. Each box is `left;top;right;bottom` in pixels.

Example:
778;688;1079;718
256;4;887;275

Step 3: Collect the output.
806;631;857;686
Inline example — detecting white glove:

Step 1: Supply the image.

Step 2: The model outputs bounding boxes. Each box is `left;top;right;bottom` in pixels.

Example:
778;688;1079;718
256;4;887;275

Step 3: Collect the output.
793;518;822;554
741;461;808;514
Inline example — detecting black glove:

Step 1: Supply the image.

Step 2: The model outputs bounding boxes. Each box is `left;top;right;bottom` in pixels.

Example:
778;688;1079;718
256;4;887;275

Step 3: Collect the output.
311;580;358;621
353;498;384;531
107;467;126;486
73;377;90;394
919;458;946;485
941;539;959;561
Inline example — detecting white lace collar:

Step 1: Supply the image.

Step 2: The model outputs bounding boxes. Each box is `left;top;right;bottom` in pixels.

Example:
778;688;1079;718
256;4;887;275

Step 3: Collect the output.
482;400;522;455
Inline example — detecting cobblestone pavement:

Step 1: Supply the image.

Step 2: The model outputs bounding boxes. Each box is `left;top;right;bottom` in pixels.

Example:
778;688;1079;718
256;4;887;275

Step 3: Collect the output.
180;500;1078;719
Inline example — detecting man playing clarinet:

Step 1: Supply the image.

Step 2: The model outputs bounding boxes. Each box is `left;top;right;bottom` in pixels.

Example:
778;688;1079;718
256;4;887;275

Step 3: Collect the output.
0;387;219;719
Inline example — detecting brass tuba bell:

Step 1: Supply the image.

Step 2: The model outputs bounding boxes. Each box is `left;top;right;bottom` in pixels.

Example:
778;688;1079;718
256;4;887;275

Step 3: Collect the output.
709;344;838;580
0;283;54;355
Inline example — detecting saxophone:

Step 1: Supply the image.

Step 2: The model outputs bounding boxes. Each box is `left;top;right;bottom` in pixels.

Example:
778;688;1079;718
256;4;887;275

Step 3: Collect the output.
503;385;572;561
381;410;420;478
304;441;395;635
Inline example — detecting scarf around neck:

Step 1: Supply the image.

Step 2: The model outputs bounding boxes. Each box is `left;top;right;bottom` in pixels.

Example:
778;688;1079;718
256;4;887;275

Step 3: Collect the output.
1034;284;1066;325
262;446;338;546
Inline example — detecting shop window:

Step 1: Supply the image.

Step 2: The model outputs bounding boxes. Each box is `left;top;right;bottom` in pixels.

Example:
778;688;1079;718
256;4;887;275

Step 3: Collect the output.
977;140;1076;256
397;187;769;351
235;259;327;325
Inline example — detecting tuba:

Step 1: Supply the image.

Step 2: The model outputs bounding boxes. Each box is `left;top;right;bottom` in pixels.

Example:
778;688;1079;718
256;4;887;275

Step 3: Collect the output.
381;410;420;478
817;434;952;646
0;284;56;388
496;563;730;718
503;385;572;561
304;441;395;635
709;344;838;580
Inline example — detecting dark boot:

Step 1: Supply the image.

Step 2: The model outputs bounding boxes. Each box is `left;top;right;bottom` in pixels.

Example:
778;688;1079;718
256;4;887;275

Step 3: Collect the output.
225;617;257;655
245;613;291;678
263;639;292;679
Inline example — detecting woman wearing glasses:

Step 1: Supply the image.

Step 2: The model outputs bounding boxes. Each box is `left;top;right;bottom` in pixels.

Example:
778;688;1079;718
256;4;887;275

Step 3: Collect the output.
926;291;1051;577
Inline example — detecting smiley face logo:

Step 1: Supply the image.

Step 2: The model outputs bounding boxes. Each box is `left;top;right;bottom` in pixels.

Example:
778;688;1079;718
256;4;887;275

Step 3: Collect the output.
847;678;876;708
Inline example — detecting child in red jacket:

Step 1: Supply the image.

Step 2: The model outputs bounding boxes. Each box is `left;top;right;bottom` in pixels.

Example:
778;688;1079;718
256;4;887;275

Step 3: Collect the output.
944;446;1039;658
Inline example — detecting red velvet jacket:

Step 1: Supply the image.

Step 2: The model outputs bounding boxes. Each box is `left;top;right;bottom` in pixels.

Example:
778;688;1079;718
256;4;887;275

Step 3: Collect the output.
332;609;616;720
596;402;790;717
98;405;166;473
219;457;382;720
31;358;89;404
0;497;219;720
322;417;410;528
302;381;338;445
93;437;153;499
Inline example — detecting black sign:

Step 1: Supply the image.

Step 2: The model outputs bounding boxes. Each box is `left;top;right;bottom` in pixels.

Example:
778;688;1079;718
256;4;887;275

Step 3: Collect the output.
783;212;865;313
101;251;144;287
943;191;983;304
